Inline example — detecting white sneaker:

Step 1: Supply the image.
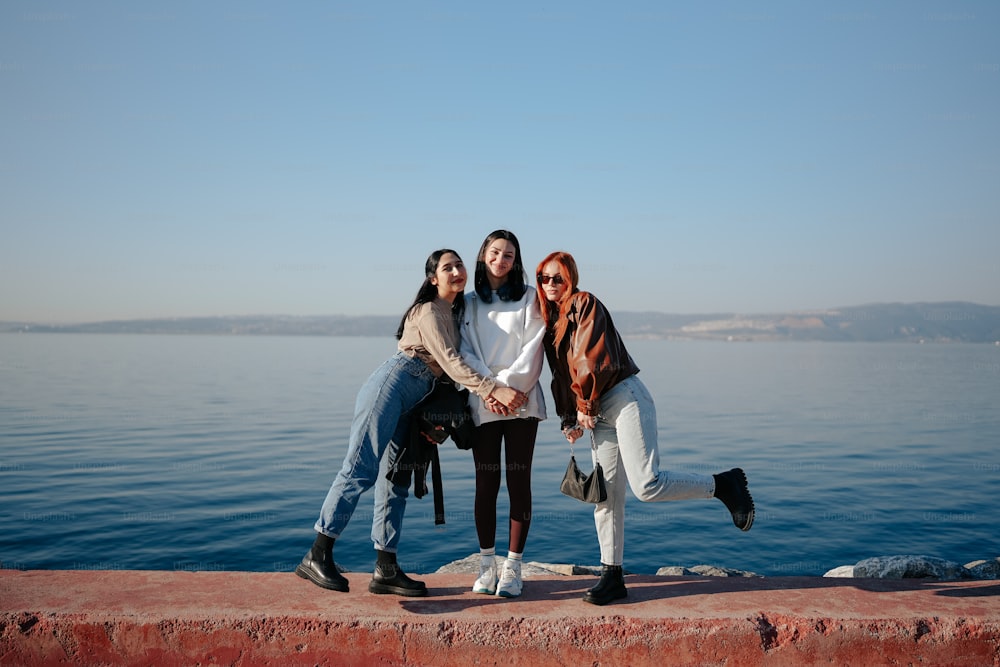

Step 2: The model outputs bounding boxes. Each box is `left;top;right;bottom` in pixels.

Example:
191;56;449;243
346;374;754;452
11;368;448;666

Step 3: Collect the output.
472;557;498;595
496;559;522;598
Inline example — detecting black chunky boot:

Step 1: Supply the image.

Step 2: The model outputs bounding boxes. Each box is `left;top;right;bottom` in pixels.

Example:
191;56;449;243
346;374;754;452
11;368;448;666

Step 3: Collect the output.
583;564;627;606
295;533;349;592
369;550;428;597
713;467;755;531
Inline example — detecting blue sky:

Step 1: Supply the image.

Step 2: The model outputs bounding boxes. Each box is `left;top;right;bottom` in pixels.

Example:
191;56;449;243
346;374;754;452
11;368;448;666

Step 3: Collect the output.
2;1;998;322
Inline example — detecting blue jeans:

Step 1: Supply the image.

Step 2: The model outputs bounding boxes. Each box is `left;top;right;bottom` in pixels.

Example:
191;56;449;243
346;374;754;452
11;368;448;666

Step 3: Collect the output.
314;352;436;553
590;375;715;566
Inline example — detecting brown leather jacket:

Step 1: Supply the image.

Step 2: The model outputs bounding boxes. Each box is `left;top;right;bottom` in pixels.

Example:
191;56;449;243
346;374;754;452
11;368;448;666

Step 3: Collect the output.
542;291;639;430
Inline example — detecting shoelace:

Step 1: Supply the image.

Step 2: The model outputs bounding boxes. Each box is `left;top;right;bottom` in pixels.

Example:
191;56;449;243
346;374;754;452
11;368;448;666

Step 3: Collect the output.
477;563;496;586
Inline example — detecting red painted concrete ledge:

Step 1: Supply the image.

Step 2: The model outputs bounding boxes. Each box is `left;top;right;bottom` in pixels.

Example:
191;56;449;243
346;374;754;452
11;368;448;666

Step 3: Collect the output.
2;569;999;666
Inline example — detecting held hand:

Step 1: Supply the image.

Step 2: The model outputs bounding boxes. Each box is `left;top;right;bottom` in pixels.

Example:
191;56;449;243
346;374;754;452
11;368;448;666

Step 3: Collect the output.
577;411;596;430
485;396;510;416
491;386;527;412
562;425;584;443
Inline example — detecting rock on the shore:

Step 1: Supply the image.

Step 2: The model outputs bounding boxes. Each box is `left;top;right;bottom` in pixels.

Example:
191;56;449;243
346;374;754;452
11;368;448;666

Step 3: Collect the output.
856;555;970;580
824;555;1000;580
966;557;1000;579
823;565;856;578
435;554;587;577
655;566;699;577
437;554;758;578
441;553;1000;580
656;565;761;578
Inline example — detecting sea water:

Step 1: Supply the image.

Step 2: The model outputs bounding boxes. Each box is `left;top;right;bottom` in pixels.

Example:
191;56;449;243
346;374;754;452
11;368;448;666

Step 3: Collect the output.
2;333;998;576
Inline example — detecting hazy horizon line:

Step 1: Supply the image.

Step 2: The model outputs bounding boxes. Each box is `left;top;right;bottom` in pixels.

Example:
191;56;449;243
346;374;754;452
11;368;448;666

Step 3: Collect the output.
5;299;999;327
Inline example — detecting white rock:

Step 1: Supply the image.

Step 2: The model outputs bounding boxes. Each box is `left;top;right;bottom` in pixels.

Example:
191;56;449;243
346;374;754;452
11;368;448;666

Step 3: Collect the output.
525;562;578;576
525;562;589;576
823;565;856;578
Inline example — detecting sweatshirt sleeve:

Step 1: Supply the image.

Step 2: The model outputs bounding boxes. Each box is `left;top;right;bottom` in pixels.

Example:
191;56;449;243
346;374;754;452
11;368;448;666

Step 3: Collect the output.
458;294;495;381
416;303;497;401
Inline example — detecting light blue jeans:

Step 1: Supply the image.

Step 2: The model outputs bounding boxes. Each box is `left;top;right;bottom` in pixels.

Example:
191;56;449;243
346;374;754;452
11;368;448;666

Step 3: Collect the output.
590;375;715;566
314;352;436;553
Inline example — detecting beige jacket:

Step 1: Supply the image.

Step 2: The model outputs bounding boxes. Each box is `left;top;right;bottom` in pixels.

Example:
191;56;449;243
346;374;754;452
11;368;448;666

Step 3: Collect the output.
398;297;497;401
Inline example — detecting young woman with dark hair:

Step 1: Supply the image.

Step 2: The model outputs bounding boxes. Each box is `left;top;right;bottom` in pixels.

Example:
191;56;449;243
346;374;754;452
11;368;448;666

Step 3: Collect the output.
459;230;547;598
296;249;527;597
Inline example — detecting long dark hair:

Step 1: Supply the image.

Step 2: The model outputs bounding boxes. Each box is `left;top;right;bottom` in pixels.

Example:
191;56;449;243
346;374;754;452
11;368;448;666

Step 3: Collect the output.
395;249;467;340
474;229;528;303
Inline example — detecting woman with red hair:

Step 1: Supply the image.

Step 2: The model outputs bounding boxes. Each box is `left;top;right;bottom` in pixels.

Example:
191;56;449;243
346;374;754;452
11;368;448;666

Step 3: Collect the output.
535;251;755;606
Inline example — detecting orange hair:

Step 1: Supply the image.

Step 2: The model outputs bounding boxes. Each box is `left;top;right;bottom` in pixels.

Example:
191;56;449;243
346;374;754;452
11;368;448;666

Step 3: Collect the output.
534;251;579;348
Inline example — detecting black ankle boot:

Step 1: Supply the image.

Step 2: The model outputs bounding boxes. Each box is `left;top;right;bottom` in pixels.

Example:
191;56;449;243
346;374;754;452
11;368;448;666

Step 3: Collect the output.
713;467;755;531
295;533;349;592
583;564;627;606
369;550;428;597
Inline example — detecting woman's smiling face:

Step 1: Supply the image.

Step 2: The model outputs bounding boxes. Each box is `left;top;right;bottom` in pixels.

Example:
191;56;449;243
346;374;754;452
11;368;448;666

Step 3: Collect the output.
484;238;516;288
433;252;468;301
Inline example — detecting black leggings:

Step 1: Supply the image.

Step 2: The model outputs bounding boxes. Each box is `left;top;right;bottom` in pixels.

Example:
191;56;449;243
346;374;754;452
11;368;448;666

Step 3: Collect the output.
472;418;539;554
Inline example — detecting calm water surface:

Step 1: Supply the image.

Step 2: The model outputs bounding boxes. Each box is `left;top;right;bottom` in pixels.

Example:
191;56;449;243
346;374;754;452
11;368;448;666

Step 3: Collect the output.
2;334;998;577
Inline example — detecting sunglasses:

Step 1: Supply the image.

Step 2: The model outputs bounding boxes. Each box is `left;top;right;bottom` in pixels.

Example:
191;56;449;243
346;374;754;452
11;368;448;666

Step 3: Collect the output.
537;273;565;285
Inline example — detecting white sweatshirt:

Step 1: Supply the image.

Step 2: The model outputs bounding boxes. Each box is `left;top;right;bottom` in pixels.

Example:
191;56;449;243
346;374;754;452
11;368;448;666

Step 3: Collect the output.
459;286;548;426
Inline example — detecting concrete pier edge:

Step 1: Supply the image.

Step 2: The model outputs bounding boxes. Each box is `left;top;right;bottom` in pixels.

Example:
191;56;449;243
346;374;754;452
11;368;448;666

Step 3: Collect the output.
2;569;999;666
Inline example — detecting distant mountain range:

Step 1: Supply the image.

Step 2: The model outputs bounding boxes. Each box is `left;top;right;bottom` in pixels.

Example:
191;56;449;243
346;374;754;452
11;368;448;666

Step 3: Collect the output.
3;302;1000;343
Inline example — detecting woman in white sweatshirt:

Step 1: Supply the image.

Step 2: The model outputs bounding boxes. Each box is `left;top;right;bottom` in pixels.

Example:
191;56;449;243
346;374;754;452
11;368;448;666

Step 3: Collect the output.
460;230;547;598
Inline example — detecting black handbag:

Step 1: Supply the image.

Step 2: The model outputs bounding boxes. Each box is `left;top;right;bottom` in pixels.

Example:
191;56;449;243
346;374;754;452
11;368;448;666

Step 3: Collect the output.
560;455;607;503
